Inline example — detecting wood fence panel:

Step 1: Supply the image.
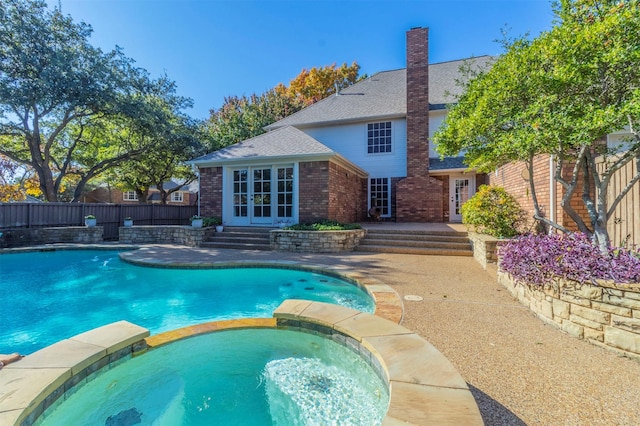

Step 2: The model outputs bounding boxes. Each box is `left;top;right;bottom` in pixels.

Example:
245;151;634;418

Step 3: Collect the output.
0;203;198;241
599;159;639;248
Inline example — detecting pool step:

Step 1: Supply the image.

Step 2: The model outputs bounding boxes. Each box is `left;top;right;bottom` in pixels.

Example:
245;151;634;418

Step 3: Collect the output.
201;227;273;251
356;229;473;256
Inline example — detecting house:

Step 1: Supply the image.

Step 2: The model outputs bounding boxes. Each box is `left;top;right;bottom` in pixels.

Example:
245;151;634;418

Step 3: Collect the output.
82;180;198;205
192;27;493;226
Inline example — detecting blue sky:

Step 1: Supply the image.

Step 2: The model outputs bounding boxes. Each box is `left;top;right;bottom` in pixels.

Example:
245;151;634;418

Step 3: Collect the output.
54;0;556;119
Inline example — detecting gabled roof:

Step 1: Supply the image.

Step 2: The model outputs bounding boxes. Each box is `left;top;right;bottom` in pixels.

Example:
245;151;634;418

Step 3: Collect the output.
265;56;494;130
192;126;332;164
191;125;368;176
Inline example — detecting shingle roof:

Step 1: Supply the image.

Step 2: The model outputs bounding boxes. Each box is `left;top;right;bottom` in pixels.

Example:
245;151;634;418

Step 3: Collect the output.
191;126;335;165
429;156;468;171
266;56;494;130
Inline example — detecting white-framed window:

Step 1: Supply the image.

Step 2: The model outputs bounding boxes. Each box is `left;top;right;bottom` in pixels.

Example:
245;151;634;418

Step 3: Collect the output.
123;191;138;201
367;121;392;154
171;192;184;202
369;177;390;217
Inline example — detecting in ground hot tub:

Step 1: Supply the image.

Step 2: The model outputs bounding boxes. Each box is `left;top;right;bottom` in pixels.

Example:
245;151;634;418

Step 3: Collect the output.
1;301;483;426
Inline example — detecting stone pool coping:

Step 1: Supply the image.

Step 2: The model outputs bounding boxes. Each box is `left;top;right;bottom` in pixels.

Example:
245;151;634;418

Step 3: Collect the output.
1;302;482;425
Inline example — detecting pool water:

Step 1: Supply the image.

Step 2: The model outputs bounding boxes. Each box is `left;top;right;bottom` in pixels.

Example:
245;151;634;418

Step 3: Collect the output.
0;250;374;355
38;329;389;426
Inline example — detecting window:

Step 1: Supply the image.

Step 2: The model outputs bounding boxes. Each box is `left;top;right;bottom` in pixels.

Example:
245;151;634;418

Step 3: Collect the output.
367;121;392;154
123;191;138;201
369;178;390;216
171;192;184;202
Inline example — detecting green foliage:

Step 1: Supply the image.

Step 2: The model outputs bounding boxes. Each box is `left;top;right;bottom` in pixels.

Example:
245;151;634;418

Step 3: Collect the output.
434;0;640;251
0;0;195;202
285;220;362;231
202;217;222;227
461;186;524;238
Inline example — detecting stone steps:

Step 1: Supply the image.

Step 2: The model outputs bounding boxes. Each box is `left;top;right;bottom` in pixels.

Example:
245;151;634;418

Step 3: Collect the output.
201;226;273;251
356;229;473;256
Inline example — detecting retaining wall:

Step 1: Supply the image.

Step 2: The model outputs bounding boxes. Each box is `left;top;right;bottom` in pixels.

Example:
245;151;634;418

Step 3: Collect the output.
270;229;366;253
119;226;206;247
467;232;500;269
498;271;640;360
0;227;103;247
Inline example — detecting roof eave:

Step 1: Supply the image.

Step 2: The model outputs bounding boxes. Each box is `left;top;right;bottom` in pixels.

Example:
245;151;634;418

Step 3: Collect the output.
265;113;407;131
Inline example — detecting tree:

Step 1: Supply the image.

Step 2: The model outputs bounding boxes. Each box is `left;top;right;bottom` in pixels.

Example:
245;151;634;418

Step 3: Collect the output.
0;0;190;202
434;0;640;252
206;62;364;151
286;62;364;105
107;115;204;204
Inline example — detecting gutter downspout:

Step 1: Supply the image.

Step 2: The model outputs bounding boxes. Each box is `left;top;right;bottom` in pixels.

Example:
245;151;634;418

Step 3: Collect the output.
549;154;556;233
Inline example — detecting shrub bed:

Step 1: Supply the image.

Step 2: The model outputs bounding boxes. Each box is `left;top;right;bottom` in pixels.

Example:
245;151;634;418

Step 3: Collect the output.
499;233;640;285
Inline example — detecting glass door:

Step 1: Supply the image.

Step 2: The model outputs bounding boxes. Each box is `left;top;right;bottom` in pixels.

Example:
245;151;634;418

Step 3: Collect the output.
250;168;272;224
449;175;473;222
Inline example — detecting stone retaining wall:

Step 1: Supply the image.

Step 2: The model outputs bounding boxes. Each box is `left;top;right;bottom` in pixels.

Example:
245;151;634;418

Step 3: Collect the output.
498;271;640;360
468;232;500;269
270;229;366;253
119;226;206;247
0;226;103;247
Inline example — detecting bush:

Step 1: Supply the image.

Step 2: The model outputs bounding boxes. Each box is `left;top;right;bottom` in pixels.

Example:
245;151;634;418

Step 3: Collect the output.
202;216;222;227
499;233;640;286
461;185;524;238
285;220;362;231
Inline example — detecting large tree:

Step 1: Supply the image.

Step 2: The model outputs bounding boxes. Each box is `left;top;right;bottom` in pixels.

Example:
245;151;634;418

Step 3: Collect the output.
0;0;190;202
206;62;364;151
434;0;640;252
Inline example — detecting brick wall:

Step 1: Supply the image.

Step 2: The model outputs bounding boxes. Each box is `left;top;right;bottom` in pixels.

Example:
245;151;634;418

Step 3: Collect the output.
396;176;444;222
299;161;330;222
488;155;593;233
199;167;223;218
327;162;368;223
406;27;430;178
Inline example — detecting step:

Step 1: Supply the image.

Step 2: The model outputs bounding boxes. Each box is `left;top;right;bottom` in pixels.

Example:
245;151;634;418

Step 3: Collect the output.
364;229;467;237
361;233;471;243
200;241;272;251
358;239;471;250
206;236;270;244
355;245;473;256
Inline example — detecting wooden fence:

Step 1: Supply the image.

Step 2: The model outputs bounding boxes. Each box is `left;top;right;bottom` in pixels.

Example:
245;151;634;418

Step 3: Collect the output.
597;158;640;249
0;203;198;241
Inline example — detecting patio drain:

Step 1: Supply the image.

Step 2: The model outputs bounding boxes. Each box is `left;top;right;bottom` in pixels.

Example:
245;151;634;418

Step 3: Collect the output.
404;295;423;302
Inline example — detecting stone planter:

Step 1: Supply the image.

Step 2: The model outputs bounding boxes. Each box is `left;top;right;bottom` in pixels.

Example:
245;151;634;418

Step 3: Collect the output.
270;229;366;253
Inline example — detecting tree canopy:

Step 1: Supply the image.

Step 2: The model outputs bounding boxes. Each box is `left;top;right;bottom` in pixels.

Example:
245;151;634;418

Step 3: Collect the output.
0;0;198;202
205;62;364;152
434;0;640;251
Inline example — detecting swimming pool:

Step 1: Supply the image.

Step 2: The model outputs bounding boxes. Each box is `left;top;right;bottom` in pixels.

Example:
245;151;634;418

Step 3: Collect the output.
0;250;374;355
38;328;389;425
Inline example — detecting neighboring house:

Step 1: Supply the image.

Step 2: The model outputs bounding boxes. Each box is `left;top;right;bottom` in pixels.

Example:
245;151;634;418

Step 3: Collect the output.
82;181;198;205
192;27;492;226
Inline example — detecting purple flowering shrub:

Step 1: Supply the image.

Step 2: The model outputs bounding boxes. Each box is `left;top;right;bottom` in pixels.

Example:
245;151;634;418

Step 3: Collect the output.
499;233;640;286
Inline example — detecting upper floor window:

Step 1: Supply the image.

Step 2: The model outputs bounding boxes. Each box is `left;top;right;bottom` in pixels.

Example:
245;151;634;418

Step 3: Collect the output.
367;122;392;154
171;192;184;202
123;191;138;201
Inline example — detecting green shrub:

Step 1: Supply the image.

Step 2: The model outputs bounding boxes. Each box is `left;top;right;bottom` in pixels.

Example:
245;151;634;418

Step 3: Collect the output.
461;185;524;238
285;220;362;231
202;216;222;227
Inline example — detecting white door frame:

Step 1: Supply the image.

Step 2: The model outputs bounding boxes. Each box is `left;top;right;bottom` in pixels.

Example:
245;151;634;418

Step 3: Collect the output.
226;164;297;226
449;173;475;222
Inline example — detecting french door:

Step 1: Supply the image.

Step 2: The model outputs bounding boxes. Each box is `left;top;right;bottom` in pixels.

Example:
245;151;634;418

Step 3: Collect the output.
449;174;475;222
231;166;294;225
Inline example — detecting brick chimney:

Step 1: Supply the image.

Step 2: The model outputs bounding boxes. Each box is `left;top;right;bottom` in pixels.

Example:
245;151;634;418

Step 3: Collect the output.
406;27;430;177
396;27;443;222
